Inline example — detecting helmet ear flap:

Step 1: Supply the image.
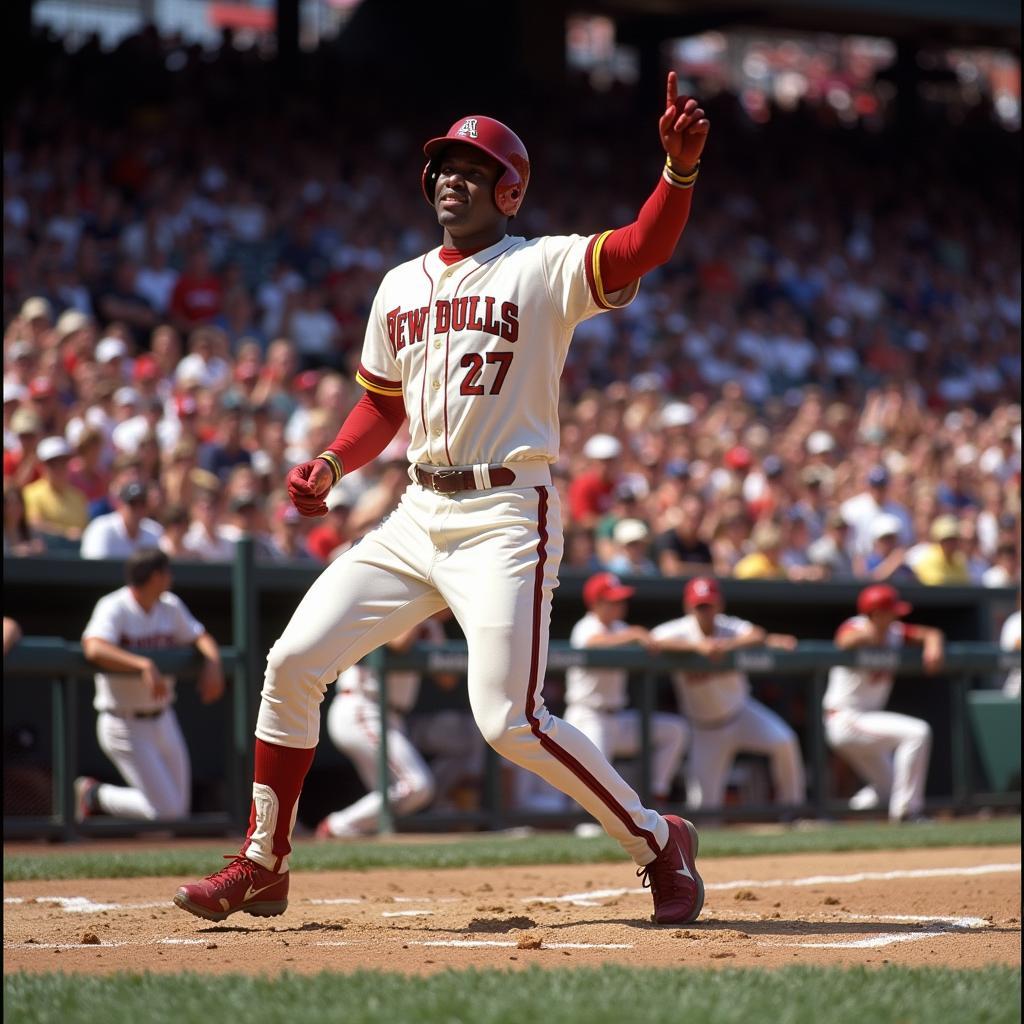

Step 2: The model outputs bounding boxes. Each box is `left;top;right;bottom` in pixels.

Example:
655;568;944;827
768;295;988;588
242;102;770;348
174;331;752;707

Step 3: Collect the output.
421;159;441;206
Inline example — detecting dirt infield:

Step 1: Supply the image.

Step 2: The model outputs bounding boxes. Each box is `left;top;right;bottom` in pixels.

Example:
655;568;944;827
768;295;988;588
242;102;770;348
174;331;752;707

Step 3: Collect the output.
3;844;1019;975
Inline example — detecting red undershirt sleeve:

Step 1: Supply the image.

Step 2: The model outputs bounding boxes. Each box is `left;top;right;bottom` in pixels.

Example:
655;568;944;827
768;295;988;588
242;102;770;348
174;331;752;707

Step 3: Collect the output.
599;175;695;295
323;390;407;475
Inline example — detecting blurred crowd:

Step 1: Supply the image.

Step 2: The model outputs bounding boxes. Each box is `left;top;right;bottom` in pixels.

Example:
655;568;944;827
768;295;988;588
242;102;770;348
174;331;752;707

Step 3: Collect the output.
3;28;1021;587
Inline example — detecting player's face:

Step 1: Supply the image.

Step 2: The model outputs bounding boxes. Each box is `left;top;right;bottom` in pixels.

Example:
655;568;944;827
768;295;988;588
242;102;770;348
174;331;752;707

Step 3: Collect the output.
434;144;504;240
692;601;718;627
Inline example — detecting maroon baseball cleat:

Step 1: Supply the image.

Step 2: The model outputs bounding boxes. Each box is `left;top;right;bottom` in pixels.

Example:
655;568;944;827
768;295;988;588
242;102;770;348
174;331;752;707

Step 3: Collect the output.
173;855;289;922
638;814;705;925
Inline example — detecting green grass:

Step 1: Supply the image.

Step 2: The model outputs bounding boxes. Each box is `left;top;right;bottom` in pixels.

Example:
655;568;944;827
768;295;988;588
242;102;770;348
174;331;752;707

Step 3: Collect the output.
3;817;1019;882
4;966;1020;1024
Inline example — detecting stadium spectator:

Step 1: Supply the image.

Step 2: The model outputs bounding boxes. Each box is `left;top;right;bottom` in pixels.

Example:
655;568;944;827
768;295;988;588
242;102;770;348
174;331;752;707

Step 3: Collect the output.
654;495;714;576
3;616;22;656
80;481;163;560
568;434;622;529
605;518;658;577
864;513;919;584
4;483;46;556
22;436;89;544
734;522;786;580
909;516;972;586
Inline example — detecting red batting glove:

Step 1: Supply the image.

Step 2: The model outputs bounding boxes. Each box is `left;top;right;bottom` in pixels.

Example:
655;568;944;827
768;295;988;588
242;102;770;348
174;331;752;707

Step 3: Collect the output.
286;459;335;518
659;70;710;175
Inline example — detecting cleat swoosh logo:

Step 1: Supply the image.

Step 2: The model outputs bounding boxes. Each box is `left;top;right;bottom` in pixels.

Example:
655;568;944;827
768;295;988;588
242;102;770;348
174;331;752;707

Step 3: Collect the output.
244;882;279;903
674;844;695;882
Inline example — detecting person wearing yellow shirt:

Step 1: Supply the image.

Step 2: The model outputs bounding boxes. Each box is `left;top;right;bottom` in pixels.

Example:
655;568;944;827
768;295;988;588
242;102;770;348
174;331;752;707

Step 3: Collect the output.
734;522;787;579
910;515;971;586
22;437;89;542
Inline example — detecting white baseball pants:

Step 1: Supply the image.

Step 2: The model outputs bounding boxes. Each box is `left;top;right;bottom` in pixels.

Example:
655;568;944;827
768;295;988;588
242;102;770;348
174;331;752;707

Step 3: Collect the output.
322;692;434;835
253;482;668;865
95;709;190;820
685;698;805;810
562;706;689;798
826;709;931;820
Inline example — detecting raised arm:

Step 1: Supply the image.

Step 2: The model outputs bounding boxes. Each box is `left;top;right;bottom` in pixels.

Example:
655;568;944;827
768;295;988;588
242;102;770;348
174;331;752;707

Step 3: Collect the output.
599;71;710;294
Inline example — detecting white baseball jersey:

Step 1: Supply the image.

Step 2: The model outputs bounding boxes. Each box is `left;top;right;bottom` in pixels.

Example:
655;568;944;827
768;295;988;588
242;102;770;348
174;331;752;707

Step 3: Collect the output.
1001;610;1021;697
824;616;907;712
354;235;638;468
566;614;631;710
650;613;756;725
334;615;447;713
82;587;206;713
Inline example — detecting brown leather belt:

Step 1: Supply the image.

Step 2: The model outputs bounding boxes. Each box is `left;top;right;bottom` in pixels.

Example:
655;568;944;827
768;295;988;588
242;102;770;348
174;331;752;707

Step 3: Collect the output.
414;465;516;495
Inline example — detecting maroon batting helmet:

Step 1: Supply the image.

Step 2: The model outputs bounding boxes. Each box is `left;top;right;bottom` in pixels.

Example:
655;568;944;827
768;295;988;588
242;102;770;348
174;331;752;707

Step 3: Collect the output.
421;116;530;217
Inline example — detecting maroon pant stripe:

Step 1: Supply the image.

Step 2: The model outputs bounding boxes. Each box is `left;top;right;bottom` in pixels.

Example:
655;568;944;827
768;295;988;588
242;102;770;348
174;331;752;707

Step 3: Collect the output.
526;486;660;857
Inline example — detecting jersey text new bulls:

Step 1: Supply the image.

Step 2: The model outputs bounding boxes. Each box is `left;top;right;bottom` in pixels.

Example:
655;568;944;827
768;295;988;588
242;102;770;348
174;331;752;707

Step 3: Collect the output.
387;296;519;352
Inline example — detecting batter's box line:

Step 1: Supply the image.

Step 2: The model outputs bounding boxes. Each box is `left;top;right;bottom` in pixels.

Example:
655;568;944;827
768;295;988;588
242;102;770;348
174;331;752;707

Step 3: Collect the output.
763;913;992;950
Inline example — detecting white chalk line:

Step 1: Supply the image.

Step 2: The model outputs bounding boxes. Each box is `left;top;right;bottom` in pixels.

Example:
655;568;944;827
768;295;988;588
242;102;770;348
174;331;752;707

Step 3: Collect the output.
381;910;433;917
409;940;633;950
523;862;1021;906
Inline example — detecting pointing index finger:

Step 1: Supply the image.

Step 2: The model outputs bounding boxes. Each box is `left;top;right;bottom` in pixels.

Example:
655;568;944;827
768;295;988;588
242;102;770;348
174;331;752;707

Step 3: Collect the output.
666;70;677;110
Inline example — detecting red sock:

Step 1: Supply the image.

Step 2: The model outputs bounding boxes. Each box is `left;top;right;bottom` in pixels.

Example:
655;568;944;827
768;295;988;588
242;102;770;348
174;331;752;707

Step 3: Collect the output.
241;739;316;873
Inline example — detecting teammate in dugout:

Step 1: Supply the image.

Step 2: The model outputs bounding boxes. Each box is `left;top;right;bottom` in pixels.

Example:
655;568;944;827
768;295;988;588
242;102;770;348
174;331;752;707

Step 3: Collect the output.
650;577;806;813
564;573;689;813
174;73;710;926
316;609;480;838
824;584;945;822
75;549;225;822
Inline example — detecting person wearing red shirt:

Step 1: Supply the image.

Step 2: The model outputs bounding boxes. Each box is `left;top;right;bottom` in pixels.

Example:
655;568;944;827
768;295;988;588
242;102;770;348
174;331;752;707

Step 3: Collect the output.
568;434;622;528
169;249;223;332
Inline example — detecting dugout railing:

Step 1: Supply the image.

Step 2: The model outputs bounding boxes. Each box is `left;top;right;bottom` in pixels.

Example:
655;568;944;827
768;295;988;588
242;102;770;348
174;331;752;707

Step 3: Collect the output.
2;635;1019;841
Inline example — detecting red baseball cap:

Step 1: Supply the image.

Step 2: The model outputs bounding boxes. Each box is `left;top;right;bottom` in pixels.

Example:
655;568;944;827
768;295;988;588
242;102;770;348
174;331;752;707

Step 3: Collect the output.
684;576;722;609
133;354;161;382
29;376;55;400
857;584;912;618
724;445;752;471
583;572;635;608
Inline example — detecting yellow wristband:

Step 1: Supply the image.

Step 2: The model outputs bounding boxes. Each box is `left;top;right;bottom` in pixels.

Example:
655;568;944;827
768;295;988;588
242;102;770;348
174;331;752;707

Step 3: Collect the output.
664;156;700;186
317;451;342;486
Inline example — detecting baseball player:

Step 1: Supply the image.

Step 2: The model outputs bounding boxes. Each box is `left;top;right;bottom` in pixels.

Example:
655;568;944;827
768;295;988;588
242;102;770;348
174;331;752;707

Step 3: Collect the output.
175;73;709;927
316;610;462;837
565;572;689;807
651;577;806;812
75;548;224;821
824;583;945;821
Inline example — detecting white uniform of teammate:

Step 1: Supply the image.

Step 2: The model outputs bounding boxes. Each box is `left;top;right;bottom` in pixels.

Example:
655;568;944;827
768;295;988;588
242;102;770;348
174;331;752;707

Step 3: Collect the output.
321;614;477;836
81;583;206;819
565;591;688;801
825;618;930;820
651;578;805;811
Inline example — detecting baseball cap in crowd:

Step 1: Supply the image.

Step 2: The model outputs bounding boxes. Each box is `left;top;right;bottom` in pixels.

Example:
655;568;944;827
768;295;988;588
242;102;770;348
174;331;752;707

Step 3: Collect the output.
55;309;91;340
114;387;140;407
871;513;903;542
684;576;722;609
583;434;622;460
133;354;161;382
762;455;784;478
858;584;912;618
613;518;650;546
930;515;961;542
95;337;128;364
806;431;835;456
11;408;42;435
294;370;321;392
8;340;34;362
20;296;53;322
3;382;27;405
583;572;635;607
867;465;890;487
119;482;147;505
36;436;71;462
660;401;697;429
28;377;56;401
724;445;752;471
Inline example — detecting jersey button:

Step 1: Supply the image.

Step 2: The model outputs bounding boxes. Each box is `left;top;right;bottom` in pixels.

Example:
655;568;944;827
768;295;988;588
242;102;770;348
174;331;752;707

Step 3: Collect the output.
431;379;441;391
432;428;442;438
433;339;442;349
